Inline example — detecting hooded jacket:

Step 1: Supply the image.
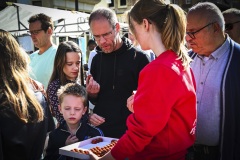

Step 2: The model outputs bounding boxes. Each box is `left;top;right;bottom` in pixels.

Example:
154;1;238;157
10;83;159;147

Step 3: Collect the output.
44;119;103;160
89;37;149;138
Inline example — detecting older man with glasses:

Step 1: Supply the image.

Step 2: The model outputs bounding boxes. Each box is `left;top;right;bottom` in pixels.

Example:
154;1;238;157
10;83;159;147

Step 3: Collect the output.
222;8;240;44
186;2;240;160
86;8;149;138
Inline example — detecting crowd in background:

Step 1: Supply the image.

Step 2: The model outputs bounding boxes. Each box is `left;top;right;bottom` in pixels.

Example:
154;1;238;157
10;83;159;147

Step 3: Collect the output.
0;0;240;159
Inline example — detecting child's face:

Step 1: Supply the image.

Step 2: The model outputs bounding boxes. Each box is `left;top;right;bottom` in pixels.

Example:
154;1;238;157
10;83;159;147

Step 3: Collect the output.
63;51;81;81
59;95;87;125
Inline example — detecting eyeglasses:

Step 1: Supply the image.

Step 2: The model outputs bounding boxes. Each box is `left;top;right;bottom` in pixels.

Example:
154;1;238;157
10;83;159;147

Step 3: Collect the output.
225;21;240;31
27;29;43;35
93;30;114;41
186;22;215;39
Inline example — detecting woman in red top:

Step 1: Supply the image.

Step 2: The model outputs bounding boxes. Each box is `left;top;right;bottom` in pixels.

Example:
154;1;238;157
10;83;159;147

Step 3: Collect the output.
90;0;197;159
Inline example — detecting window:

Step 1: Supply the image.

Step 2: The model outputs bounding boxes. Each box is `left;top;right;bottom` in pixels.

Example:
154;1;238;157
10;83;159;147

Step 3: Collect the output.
32;0;42;6
108;0;114;7
172;0;179;4
120;0;126;6
118;0;126;8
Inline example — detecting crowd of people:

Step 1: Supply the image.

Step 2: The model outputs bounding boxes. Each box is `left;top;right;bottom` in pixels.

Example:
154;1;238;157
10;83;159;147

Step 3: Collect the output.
0;0;240;160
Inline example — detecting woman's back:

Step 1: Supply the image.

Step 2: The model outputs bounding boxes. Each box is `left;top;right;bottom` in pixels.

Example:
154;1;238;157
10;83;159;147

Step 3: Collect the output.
0;96;47;160
0;29;49;160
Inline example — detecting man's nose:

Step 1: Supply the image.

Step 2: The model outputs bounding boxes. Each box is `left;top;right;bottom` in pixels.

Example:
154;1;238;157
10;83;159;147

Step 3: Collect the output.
99;36;107;43
185;34;192;42
30;34;36;38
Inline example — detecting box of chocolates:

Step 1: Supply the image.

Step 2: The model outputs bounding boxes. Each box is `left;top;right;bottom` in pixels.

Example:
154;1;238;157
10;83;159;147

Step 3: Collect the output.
59;136;118;159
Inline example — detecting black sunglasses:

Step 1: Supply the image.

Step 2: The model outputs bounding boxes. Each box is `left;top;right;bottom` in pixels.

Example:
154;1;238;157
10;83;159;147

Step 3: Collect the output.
225;21;240;31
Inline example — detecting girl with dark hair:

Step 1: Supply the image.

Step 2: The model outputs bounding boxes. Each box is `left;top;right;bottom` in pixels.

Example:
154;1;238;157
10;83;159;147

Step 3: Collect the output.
47;41;83;124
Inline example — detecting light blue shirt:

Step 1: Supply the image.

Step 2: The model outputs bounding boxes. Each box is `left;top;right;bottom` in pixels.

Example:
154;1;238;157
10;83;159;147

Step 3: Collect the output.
29;45;57;89
191;37;230;146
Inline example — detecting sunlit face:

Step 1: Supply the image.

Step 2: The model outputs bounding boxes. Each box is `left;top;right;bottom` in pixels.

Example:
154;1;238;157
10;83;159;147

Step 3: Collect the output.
59;95;87;125
90;19;118;53
29;20;51;49
63;52;81;81
186;13;215;56
130;20;148;50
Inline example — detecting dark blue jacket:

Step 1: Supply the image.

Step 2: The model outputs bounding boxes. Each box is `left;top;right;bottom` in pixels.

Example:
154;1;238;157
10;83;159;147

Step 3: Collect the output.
44;119;103;160
190;39;240;160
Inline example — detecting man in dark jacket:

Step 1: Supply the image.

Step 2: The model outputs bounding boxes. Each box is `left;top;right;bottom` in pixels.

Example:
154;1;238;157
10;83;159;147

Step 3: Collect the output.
185;2;240;160
86;8;149;138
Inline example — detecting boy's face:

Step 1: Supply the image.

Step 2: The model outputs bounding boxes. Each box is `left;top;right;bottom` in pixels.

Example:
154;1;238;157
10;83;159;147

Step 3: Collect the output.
59;95;87;125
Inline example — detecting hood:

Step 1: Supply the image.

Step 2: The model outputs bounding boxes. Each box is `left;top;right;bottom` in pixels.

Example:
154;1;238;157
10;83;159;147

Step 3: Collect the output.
93;37;134;90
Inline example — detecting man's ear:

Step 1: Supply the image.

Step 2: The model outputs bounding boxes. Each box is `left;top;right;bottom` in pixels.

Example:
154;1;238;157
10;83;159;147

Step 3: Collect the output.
58;105;62;114
115;22;121;32
213;22;220;33
47;27;53;35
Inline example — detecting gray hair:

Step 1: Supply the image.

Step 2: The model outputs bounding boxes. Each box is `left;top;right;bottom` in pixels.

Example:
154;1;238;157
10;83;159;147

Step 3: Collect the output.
88;7;118;28
188;2;225;31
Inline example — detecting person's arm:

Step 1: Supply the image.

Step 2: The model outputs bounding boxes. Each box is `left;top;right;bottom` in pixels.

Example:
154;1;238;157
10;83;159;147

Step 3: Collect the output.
88;123;104;137
31;78;56;131
47;81;63;122
88;113;105;126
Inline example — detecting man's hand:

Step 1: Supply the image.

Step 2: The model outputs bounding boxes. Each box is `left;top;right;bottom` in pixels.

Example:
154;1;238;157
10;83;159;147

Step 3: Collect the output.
86;75;100;97
89;113;105;126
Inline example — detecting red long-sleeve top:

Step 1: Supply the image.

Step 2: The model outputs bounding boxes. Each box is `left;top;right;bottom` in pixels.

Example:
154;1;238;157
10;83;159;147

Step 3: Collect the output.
111;50;197;160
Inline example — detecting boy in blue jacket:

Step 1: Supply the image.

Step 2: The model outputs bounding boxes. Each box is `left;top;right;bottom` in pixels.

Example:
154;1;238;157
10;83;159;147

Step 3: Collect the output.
44;83;103;160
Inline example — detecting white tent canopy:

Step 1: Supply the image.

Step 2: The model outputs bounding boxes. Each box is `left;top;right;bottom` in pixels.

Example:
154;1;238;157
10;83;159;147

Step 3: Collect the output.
0;3;90;36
